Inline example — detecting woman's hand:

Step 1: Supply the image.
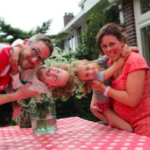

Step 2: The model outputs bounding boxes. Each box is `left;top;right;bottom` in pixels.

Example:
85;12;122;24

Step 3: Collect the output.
90;80;106;92
90;99;108;123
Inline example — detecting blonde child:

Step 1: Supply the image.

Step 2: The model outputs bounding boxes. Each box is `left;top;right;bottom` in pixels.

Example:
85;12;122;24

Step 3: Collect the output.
73;56;133;132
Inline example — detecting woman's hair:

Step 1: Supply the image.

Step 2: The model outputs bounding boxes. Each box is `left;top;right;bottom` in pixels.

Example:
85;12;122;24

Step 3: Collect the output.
96;23;127;55
49;62;78;99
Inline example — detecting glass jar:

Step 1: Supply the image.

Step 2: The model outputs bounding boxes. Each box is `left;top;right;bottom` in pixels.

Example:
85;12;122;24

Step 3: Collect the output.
30;100;57;134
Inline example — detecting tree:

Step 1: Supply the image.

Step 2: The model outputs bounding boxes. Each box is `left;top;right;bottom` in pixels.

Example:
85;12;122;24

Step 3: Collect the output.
0;18;52;44
34;20;52;34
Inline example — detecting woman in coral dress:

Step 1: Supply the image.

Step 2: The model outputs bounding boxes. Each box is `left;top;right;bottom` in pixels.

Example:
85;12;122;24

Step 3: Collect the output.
90;23;150;137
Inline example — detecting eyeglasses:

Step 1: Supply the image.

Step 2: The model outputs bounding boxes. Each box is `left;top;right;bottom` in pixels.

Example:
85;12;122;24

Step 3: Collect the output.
29;42;45;65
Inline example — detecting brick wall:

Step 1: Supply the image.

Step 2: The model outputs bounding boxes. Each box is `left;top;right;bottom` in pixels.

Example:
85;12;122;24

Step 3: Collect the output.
122;0;137;46
149;70;150;96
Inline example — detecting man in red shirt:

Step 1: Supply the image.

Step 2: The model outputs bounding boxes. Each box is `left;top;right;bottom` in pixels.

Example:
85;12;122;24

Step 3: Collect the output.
0;33;53;126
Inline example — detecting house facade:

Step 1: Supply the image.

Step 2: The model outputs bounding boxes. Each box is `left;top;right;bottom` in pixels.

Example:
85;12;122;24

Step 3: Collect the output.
61;0;150;66
61;0;106;51
120;0;150;66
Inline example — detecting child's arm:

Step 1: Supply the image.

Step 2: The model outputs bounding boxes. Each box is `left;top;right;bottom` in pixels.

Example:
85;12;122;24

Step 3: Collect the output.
130;46;139;53
103;57;124;80
11;73;24;90
10;45;23;90
103;108;133;132
103;45;139;80
122;44;139;60
10;45;22;76
103;45;139;81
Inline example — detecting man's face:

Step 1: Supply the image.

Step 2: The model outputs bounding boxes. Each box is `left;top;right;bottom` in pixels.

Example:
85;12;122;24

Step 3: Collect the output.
19;41;50;70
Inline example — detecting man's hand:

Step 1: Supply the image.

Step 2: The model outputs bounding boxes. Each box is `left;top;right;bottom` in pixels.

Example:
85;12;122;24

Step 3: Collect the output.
15;83;37;100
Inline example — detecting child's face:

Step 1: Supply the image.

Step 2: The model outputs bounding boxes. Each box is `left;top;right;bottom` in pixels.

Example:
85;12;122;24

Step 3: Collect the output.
42;67;70;87
77;64;98;81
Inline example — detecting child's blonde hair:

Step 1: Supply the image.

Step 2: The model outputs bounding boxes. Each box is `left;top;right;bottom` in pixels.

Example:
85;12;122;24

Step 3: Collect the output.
70;60;101;96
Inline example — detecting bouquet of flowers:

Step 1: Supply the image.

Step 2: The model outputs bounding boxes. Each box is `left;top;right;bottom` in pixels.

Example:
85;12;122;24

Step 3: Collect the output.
18;80;84;133
19;89;56;129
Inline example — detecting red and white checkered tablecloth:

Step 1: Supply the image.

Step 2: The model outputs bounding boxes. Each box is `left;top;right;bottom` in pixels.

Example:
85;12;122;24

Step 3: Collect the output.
0;117;150;150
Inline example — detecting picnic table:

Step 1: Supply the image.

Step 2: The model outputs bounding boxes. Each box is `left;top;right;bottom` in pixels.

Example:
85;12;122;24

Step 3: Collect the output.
0;117;150;150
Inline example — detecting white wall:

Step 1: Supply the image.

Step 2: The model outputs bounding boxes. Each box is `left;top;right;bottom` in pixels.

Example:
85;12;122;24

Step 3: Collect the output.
83;0;100;11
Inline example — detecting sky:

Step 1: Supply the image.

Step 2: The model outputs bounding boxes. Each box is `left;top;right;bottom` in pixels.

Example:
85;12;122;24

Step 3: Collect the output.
0;0;81;35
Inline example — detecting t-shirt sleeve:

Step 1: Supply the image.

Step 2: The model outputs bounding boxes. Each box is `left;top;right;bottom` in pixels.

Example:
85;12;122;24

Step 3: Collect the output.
0;47;11;76
97;55;109;68
126;52;150;74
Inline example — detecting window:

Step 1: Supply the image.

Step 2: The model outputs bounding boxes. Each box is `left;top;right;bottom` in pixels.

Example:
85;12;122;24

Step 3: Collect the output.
140;0;150;14
81;5;84;10
69;39;72;51
141;25;150;66
72;36;76;51
134;0;150;65
134;0;150;94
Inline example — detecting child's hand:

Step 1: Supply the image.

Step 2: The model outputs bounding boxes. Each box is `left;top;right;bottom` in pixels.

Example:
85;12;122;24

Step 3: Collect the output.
129;46;139;53
121;44;131;60
12;102;22;119
122;44;139;61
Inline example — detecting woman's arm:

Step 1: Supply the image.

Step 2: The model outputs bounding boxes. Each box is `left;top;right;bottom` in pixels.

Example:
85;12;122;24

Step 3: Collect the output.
91;70;146;107
108;70;145;107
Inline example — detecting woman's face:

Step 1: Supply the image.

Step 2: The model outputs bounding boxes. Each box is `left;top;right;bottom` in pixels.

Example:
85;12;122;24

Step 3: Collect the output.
42;67;70;87
100;35;124;61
